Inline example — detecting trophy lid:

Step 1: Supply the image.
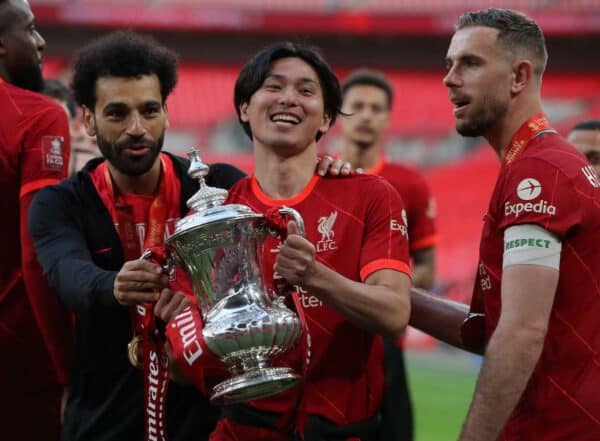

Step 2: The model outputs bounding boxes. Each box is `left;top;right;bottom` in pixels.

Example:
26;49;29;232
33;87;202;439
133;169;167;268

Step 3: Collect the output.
168;149;264;242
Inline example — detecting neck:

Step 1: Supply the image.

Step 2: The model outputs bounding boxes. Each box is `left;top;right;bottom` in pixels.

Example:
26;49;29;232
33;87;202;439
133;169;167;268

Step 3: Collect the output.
253;142;318;199
485;95;544;161
107;158;162;195
340;140;382;170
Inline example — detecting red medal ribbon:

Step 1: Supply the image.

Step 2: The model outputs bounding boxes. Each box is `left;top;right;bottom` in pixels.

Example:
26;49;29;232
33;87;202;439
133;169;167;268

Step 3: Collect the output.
91;154;180;441
502;113;555;166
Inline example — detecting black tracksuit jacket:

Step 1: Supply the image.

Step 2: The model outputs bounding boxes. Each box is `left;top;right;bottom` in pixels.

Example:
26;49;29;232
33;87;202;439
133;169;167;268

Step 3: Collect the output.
29;153;245;441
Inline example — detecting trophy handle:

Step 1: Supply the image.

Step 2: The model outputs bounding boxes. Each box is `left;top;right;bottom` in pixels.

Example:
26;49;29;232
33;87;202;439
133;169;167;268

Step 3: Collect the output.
277;206;305;238
140;248;175;276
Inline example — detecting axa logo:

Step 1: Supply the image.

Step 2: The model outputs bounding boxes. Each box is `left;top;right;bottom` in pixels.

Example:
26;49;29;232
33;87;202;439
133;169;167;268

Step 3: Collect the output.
317;211;337;252
505;178;556;218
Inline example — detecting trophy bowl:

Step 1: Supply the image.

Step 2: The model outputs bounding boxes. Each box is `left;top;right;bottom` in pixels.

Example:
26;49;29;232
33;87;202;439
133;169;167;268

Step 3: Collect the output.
164;150;303;405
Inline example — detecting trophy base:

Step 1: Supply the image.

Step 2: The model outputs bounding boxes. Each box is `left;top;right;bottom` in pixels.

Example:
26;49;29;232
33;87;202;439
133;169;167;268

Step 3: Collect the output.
210;367;300;405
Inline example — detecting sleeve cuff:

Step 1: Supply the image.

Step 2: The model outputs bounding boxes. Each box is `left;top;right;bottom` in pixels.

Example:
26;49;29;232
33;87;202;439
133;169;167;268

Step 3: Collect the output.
360;259;411;282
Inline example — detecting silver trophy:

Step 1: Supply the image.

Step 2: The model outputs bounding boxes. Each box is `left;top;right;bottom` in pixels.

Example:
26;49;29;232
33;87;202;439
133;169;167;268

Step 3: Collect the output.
164;149;303;405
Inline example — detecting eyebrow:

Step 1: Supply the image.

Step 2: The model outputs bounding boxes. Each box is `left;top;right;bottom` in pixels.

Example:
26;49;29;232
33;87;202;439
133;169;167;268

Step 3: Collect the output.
266;74;320;87
103;100;162;111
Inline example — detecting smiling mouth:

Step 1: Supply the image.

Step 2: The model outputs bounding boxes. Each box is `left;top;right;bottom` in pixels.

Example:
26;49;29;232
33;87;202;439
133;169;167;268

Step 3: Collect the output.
270;113;301;125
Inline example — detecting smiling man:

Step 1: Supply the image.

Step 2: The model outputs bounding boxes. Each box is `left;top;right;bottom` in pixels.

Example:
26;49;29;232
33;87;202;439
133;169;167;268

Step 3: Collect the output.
162;42;412;441
408;9;600;440
0;0;71;438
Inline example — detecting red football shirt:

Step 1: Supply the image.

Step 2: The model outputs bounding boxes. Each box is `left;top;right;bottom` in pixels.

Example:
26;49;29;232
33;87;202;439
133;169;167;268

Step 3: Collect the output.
0;79;71;389
368;157;437;252
474;132;600;439
221;173;411;435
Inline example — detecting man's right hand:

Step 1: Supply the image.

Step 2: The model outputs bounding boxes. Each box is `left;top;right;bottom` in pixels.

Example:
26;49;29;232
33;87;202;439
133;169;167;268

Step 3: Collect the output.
113;259;168;305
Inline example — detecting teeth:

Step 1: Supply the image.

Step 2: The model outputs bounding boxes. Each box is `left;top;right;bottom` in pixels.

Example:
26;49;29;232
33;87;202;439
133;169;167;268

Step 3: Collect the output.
271;114;300;124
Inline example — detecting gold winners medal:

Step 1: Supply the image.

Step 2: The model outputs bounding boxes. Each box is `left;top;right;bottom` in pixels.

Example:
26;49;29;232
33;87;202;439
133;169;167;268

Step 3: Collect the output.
128;335;143;369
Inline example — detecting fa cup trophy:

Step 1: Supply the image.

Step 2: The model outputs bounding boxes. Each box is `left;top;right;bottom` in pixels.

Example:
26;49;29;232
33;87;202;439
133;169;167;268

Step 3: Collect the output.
164;149;303;405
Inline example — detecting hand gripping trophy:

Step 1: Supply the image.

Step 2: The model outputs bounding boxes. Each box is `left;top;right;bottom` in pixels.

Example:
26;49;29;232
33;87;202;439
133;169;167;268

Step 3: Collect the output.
161;149;304;405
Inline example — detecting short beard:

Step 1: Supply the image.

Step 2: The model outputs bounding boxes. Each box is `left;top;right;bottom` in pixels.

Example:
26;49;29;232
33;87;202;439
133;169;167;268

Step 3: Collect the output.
456;97;508;138
12;64;44;92
96;130;165;177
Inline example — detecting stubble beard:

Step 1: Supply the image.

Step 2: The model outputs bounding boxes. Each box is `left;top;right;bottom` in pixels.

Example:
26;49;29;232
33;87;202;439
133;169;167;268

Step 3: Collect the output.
456;96;508;138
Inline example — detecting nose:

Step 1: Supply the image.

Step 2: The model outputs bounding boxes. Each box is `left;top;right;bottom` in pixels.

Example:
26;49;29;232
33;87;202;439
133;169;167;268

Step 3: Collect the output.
35;30;46;54
126;112;146;137
443;66;461;89
278;86;299;106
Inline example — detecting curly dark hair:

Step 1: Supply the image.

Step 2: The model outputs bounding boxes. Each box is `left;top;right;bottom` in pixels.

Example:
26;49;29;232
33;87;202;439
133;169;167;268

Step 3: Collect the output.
234;41;342;142
72;30;178;110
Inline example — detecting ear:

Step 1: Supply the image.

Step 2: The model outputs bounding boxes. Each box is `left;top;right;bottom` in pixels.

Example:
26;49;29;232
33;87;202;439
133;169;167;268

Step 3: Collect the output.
318;113;332;136
82;106;97;137
511;60;534;95
163;103;170;130
239;102;250;123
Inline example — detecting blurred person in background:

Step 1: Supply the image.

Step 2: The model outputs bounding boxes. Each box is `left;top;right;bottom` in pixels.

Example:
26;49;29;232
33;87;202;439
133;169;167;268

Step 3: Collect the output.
410;8;600;440
162;41;412;441
339;69;438;441
43;77;101;175
0;0;72;439
567;119;600;177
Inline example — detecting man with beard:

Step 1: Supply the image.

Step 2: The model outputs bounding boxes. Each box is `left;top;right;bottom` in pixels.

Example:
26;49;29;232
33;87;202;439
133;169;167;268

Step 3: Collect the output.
339;70;438;441
29;31;351;441
567;119;600;177
28;31;246;441
409;9;600;440
0;0;71;439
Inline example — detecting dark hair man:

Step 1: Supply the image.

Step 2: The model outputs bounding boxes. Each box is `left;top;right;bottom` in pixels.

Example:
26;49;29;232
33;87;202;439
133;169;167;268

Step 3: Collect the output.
567;119;600;177
339;69;438;441
163;41;412;441
409;8;600;440
29;30;246;441
0;0;71;439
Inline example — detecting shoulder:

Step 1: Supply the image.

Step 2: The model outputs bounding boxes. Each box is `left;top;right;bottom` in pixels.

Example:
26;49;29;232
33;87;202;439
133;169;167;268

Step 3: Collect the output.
506;134;589;183
6;83;67;121
320;173;397;198
206;163;247;190
379;161;429;190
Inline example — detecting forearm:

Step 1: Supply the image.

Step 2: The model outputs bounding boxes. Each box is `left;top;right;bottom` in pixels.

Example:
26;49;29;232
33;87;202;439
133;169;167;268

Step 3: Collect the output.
49;259;118;312
302;263;409;339
409;287;471;350
459;325;545;441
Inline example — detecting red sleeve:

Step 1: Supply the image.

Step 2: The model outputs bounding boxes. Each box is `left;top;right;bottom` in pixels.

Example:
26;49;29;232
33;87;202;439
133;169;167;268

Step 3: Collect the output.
497;158;582;239
359;178;411;281
406;173;438;251
20;104;72;383
166;306;227;397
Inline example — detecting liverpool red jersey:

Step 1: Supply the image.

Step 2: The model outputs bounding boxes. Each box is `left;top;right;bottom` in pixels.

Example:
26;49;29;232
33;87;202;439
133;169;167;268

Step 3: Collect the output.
474;132;600;439
0;79;71;391
220;173;411;436
368;157;437;252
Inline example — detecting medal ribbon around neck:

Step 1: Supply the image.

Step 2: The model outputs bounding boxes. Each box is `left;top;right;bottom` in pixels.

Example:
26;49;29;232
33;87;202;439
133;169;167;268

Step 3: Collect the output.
502;113;556;166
